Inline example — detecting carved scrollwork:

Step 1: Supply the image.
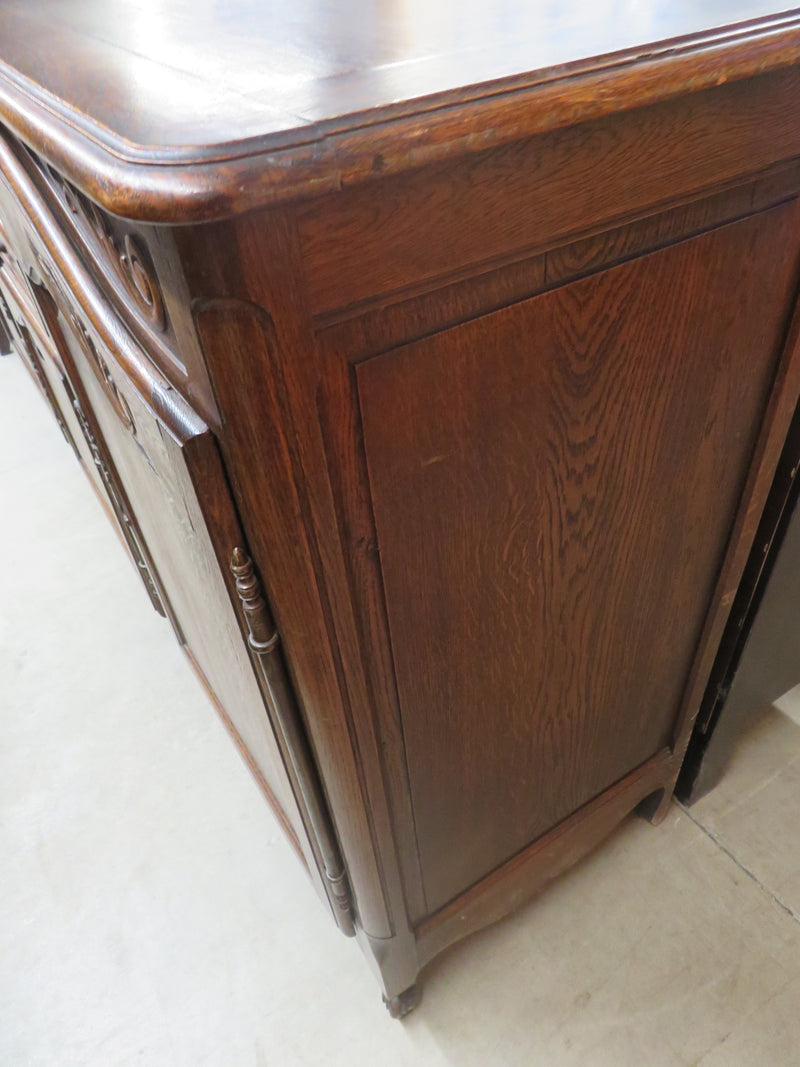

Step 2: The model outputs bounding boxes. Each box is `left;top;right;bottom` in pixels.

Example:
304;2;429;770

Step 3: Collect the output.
0;302;12;355
120;233;165;328
68;310;136;435
44;165;166;331
67;379;166;618
17;326;79;456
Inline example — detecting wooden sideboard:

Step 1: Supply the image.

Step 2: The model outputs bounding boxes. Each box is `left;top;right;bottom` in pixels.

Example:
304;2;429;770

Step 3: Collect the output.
3;2;800;1016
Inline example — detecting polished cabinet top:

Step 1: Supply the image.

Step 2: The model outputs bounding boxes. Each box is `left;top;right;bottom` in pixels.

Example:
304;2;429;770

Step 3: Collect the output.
0;1;798;219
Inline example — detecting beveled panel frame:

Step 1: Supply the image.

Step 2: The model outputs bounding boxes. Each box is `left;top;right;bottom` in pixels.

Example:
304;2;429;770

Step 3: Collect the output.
311;178;800;929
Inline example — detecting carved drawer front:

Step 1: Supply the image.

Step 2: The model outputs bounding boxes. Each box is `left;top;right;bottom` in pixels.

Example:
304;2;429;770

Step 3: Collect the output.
0;252;93;474
22;282;170;617
25;157;176;363
19;152;220;423
0;233;44;356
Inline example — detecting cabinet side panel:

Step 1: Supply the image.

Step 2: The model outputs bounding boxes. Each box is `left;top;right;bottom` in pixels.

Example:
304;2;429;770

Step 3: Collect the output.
357;205;800;913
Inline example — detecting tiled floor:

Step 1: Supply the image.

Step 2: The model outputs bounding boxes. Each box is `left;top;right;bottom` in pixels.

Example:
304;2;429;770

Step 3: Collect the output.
3;349;800;1066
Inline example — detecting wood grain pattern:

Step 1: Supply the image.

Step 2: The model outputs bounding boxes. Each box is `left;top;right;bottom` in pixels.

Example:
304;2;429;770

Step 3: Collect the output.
317;164;800;360
357;206;800;911
1;1;795;155
299;68;800;316
5;4;800;1009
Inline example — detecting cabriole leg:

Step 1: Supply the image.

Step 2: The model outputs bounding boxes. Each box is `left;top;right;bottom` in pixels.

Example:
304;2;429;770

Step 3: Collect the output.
636;786;672;825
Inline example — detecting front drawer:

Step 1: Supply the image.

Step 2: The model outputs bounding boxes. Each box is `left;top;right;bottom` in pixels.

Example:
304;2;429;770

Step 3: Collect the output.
0;227;167;622
0;239;111;501
30;282;169;619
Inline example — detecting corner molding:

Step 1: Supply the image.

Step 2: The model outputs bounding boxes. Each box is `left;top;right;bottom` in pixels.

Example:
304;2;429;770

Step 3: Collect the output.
2;14;800;221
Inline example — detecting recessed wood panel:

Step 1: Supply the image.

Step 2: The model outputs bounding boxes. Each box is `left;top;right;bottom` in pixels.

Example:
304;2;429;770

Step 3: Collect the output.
357;205;800;913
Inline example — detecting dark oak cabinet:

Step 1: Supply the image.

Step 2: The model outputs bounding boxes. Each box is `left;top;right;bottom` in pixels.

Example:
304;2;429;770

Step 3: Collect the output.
2;1;800;1016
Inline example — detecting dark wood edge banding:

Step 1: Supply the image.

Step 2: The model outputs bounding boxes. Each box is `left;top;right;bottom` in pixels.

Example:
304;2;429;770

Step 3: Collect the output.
0;15;799;221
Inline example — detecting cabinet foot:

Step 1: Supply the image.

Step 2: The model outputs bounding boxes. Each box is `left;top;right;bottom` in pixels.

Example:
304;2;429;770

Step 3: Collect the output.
635;787;672;825
383;983;421;1019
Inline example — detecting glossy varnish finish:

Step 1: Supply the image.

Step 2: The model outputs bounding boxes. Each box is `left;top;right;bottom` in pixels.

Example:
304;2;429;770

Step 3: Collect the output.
1;4;800;218
2;0;795;155
3;3;800;1013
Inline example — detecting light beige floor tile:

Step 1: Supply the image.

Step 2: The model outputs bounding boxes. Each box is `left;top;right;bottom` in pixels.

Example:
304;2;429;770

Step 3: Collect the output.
696;974;800;1065
689;706;800;920
414;809;800;1067
5;351;800;1066
775;682;800;726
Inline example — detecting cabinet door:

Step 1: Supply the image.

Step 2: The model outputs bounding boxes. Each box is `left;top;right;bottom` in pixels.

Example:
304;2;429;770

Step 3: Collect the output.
357;205;800;912
34;279;316;876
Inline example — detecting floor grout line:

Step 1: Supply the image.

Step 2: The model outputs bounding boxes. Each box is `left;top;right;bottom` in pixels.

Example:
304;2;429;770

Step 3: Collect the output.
677;800;800;925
